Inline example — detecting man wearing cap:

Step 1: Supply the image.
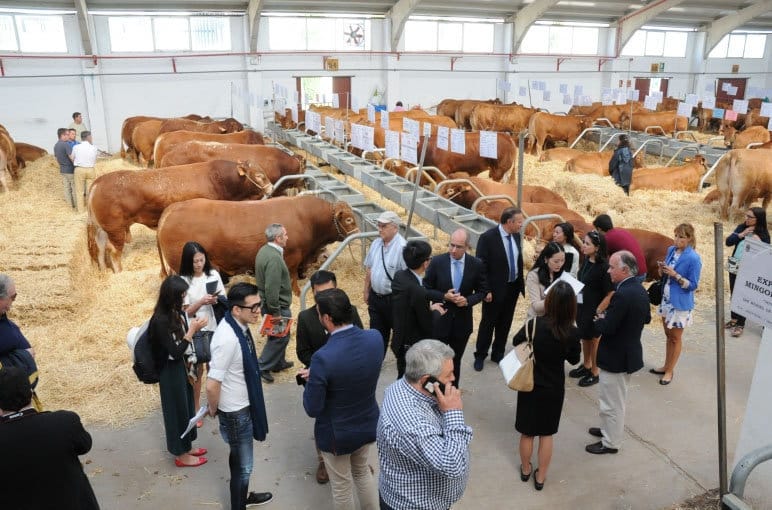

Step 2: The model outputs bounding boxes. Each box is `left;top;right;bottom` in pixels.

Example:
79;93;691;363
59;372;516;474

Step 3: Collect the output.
363;211;407;354
71;130;99;212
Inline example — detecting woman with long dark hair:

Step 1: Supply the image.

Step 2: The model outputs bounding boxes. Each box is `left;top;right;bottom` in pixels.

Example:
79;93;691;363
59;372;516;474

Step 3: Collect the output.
179;241;225;416
552;222;581;278
725;207;770;337
149;275;208;467
568;230;614;387
512;281;580;491
609;134;634;195
525;242;566;319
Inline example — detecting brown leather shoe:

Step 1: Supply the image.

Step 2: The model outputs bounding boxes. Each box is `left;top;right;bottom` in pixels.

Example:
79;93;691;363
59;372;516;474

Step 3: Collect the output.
316;461;329;484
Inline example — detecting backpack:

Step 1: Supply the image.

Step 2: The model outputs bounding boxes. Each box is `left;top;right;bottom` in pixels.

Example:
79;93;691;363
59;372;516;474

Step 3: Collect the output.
126;320;160;384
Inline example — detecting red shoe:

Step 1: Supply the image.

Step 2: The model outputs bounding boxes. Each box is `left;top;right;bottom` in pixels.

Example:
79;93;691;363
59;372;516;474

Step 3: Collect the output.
190;447;207;457
175;456;207;468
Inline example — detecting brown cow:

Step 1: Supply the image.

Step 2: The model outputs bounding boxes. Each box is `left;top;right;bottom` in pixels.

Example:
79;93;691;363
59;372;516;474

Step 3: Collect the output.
157;140;304;182
14;142;48;168
0;146;8;192
86;160;273;272
469;103;536;133
412;132;516;182
588;103;644;128
439;176;568;209
628;228;673;282
476;201;592;242
153;129;264;166
455;99;502;130
120;114;209;162
538;148;584;163
130;120;163;167
0;126;18;181
568;103;602;116
156;196;360;294
436;99;462;119
158;117;243;136
527;113;590;157
723;125;771;149
744;108;770;129
619;111;688;135
564;150;644;176
716;149;772;219
629;155;707;193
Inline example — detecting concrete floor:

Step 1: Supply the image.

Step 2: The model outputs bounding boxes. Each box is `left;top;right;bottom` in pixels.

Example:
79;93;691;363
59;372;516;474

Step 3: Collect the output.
84;316;768;510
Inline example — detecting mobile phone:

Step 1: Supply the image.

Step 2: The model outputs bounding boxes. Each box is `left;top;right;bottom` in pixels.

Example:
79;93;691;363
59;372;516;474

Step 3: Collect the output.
423;376;446;395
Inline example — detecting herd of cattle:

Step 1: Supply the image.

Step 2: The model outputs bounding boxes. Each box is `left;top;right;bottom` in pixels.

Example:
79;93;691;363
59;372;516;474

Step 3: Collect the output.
0;124;49;193
1;96;770;289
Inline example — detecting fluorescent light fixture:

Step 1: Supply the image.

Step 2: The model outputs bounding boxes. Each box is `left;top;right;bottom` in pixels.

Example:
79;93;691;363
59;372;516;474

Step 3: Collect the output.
536;20;609;28
641;25;697;32
263;12;382;19
0;7;75;15
557;1;596;6
409;15;504;23
90;10;242;16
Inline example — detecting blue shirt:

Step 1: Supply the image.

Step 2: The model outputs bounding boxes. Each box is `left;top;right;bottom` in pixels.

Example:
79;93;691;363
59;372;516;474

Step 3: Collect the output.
377;378;473;510
0;314;32;355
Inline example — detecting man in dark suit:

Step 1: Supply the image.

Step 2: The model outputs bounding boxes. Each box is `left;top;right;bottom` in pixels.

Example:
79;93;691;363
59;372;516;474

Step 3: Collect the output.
586;250;651;455
391;240;445;379
424;228;487;385
295;270;362;484
301;288;383;509
0;366;100;510
473;207;525;371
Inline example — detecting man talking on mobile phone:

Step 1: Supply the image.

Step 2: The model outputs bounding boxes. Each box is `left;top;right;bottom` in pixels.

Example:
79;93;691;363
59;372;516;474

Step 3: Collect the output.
377;339;473;510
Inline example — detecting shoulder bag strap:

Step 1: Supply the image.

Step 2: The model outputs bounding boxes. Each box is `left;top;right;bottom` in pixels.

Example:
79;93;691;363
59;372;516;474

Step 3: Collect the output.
381;243;393;282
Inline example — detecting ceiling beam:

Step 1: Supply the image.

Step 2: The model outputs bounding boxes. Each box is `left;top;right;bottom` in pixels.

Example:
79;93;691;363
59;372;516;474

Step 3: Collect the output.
388;0;422;52
614;0;685;53
247;0;265;53
704;0;772;57
511;0;560;53
73;0;93;55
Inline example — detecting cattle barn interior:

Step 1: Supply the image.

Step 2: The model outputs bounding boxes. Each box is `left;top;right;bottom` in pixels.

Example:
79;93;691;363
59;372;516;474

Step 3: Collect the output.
1;0;772;508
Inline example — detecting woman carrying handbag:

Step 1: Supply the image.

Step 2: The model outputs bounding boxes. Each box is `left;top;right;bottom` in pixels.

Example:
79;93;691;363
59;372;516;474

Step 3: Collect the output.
511;281;580;491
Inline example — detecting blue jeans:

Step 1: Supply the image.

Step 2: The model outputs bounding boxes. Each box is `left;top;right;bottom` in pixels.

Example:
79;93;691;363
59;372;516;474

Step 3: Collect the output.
218;407;254;510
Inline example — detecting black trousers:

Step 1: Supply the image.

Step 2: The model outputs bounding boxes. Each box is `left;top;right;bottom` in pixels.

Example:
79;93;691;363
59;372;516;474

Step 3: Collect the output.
728;273;746;326
368;290;393;354
475;284;519;363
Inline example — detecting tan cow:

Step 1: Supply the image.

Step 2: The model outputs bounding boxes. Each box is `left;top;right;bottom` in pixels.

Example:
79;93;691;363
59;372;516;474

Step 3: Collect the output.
120;114;209;162
629;155;707;193
564;150;644;176
156;196;359;294
14;142;48;168
619;111;688;135
86;160;273;272
0;125;19;181
527;113;591;157
469;103;536;133
588;103;644;128
716;149;772;219
723;125;771;149
153;129;264;166
455;99;502;130
538;148;584;163
439;176;568;209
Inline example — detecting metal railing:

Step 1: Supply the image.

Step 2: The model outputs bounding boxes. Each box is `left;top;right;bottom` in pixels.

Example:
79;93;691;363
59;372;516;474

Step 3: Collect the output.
471;194;516;215
722;444;772;510
699;152;729;192
599;131;625;152
521;213;565;241
644;125;667;136
674;130;698;142
570;127;604;148
633;138;665;164
665;144;701;167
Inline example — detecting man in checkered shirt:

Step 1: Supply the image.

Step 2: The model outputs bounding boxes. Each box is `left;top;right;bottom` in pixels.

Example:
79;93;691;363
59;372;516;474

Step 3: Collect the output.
377;339;473;510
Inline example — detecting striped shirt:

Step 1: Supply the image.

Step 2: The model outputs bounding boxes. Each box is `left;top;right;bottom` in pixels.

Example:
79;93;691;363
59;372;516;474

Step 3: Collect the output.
377;379;472;510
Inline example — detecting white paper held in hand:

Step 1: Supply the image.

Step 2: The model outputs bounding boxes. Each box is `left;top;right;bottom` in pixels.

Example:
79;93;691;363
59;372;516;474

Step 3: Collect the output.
181;405;209;439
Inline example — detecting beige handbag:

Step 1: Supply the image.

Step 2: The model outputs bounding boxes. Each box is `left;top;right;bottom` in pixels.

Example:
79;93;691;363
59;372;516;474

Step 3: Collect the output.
508;318;536;392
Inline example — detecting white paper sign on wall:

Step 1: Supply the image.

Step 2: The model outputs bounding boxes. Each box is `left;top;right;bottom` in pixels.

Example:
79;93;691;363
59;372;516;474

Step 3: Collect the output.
437;126;449;151
334;120;345;144
727;85;738;96
730;239;772;329
559;84;568;94
367;104;376;123
422;122;432;137
401;133;418;165
306;111;321;134
291;105;298;124
381;110;390;130
685;94;699;106
450;129;466;154
385;130;400;159
479;131;498;159
677;102;692;117
543;90;551;102
628;89;640;102
563;94;573;105
733;99;749;114
760;102;772;117
362;125;374;152
574;85;583;96
519;86;527;97
702;96;716;109
403;118;420;139
325;116;335;138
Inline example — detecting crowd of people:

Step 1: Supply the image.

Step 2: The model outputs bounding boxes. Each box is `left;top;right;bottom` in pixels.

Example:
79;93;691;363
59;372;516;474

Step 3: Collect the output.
54;112;100;212
4;200;771;510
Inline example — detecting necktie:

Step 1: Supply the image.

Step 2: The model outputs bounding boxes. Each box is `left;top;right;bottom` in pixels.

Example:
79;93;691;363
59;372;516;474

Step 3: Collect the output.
507;235;517;282
452;259;462;291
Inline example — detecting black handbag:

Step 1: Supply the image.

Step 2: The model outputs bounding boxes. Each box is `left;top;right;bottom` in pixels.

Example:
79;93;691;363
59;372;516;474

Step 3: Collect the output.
648;279;665;306
192;330;213;364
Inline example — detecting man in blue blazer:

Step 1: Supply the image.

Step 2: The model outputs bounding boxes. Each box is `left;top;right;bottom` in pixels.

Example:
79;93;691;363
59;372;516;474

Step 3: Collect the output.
301;288;383;509
473;207;525;371
586;250;651;455
424;228;487;385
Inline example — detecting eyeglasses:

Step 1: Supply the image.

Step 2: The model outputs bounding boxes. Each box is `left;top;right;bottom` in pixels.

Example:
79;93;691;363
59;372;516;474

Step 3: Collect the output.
235;303;262;313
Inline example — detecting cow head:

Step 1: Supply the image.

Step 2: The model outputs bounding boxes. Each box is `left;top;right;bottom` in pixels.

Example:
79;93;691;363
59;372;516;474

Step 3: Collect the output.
723;126;737;146
632;150;645;168
293;154;307;173
237;162;273;197
692;154;708;171
618;111;631;129
439;182;472;203
221;118;245;132
332;201;359;239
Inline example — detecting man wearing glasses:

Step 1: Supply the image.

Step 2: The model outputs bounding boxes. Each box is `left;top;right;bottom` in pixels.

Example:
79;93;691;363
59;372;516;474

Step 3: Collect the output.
424;228;487;385
207;282;274;509
363;211;407;354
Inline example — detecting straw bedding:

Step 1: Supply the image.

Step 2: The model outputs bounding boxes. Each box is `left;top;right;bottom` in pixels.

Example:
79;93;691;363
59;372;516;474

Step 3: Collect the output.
0;133;748;426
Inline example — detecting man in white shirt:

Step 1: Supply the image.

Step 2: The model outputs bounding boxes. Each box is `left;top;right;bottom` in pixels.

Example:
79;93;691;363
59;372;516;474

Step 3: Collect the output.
71;131;99;212
207;283;274;509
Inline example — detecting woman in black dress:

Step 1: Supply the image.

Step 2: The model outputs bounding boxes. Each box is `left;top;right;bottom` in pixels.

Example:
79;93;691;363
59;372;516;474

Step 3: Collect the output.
149;275;209;468
512;281;580;491
568;230;614;387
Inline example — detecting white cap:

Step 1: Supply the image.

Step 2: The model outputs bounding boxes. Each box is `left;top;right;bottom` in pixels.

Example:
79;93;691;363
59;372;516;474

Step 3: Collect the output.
376;211;402;225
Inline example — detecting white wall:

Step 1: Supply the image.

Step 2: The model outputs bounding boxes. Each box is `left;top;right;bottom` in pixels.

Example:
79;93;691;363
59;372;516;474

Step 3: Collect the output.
1;12;770;153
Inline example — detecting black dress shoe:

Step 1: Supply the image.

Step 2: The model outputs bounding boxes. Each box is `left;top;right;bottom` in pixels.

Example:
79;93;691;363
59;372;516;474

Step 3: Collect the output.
659;377;672;385
649;368;666;375
519;463;531;482
245;491;273;506
568;366;590;378
260;371;274;383
588;427;603;438
473;358;484;372
578;374;599;387
585;441;618;455
533;468;544;491
272;360;295;372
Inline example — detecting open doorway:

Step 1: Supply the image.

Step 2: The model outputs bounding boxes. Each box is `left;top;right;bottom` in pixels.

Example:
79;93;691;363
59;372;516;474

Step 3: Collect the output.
296;76;351;109
635;77;669;98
